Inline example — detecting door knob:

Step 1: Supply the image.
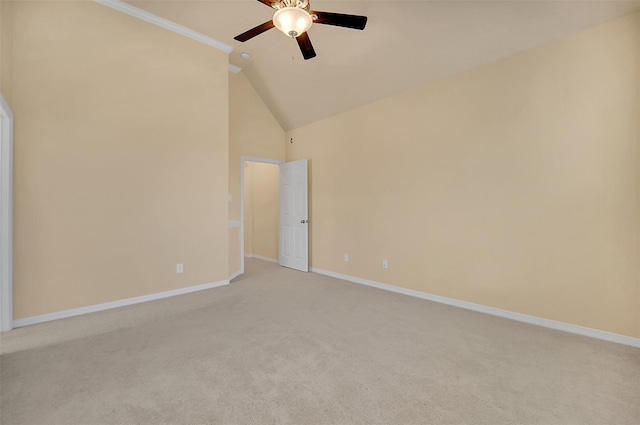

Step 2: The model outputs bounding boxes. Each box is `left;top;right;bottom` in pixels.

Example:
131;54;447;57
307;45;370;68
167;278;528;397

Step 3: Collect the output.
300;220;308;224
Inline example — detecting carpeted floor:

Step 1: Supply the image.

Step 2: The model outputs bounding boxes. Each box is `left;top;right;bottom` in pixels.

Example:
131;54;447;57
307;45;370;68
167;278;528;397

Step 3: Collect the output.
1;258;639;424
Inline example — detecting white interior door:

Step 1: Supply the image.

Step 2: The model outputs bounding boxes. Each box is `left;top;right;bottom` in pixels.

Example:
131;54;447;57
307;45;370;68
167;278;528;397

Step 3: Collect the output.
279;159;308;272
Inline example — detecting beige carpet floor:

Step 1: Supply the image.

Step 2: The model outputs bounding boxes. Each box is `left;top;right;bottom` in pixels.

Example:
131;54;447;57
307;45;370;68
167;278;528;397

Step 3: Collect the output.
1;258;639;425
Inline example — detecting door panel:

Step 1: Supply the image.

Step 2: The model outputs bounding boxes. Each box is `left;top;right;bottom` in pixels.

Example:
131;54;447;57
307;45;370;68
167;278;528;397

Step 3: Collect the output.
279;160;308;272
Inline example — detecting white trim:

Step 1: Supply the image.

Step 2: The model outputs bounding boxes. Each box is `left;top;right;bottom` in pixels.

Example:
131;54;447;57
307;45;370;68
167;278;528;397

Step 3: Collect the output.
240;156;285;276
0;93;13;332
241;156;283;165
248;254;279;264
310;267;640;348
13;279;229;328
94;0;233;54
228;220;241;228
229;270;243;281
93;0;241;73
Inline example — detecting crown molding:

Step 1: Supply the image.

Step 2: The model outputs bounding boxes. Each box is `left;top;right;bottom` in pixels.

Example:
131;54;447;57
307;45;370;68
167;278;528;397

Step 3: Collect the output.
94;0;233;54
228;63;242;74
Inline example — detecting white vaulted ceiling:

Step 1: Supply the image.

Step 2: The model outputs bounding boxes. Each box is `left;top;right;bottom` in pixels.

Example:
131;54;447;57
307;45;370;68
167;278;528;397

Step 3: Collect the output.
125;0;640;130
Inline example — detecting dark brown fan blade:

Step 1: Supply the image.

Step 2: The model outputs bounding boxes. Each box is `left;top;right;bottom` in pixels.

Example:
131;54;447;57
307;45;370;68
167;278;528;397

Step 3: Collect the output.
296;32;316;60
310;11;367;30
234;20;275;42
257;0;277;8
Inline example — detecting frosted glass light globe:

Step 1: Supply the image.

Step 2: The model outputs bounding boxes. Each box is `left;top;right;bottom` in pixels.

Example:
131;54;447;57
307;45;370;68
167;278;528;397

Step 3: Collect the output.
273;7;313;38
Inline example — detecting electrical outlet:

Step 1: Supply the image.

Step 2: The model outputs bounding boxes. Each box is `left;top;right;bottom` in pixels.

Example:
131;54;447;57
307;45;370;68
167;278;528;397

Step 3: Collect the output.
382;259;388;269
176;263;184;274
344;253;349;262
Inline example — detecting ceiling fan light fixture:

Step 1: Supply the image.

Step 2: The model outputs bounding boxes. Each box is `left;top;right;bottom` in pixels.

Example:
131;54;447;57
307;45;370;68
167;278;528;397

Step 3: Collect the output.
273;7;312;38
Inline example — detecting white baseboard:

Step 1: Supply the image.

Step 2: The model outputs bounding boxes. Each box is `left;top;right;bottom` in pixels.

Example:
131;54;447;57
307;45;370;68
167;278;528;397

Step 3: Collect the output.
245;254;279;264
229;269;243;281
310;267;640;348
13;279;229;328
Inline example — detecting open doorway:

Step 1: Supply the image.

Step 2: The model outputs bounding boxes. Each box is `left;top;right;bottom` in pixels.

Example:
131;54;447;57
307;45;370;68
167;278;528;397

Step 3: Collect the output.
244;161;279;262
240;156;283;275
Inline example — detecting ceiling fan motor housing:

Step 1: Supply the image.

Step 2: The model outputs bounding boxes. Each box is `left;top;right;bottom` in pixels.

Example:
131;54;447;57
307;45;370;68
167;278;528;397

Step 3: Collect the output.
273;0;310;11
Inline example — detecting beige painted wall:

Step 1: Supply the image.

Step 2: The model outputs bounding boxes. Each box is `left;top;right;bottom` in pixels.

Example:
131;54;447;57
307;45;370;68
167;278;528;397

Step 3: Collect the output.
243;161;279;260
287;12;640;338
0;0;13;103
8;1;229;318
251;162;279;259
228;72;285;275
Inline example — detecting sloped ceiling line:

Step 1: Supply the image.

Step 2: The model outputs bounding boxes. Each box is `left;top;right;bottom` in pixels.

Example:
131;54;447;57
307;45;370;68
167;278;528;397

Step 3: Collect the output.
100;1;640;130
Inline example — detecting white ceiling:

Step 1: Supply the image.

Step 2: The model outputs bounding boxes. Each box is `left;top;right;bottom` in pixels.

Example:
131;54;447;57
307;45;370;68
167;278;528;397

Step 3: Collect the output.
126;0;640;130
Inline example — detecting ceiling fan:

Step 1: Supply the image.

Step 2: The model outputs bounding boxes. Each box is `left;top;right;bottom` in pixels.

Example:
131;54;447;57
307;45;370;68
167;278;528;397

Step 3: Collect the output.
234;0;368;60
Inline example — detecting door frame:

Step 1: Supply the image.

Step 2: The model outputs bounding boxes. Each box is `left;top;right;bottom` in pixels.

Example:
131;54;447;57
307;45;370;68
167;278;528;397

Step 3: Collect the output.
239;156;284;276
0;93;14;332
